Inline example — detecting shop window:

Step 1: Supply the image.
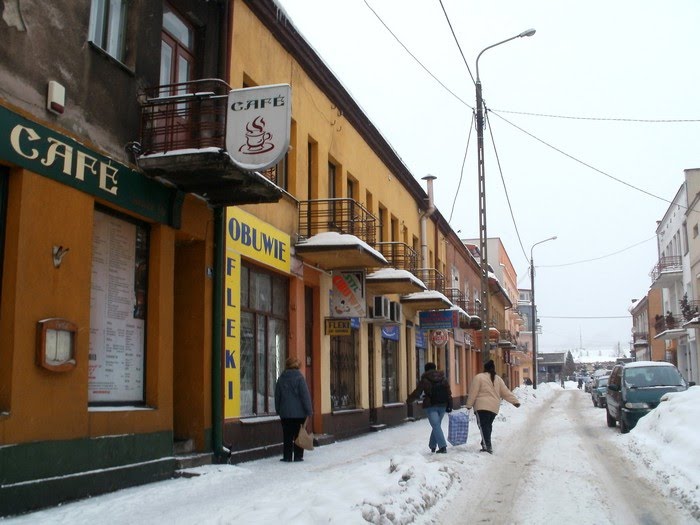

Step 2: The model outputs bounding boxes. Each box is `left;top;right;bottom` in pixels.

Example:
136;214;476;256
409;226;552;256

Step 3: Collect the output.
240;264;288;416
381;337;399;403
88;208;149;405
330;331;359;410
88;0;128;62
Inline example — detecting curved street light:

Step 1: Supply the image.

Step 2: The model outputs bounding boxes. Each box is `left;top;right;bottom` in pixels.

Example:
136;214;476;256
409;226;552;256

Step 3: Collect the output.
474;29;536;364
530;235;557;389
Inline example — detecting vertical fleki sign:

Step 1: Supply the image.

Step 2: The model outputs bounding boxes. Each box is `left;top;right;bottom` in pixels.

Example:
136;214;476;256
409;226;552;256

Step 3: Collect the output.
224;251;241;418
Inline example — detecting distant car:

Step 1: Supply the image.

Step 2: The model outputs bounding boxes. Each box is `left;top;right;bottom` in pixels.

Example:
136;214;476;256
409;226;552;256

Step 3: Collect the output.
591;375;609;408
605;361;692;433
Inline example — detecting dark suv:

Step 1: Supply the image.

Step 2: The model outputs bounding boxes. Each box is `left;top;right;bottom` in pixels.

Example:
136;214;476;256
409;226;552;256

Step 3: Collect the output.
606;361;691;433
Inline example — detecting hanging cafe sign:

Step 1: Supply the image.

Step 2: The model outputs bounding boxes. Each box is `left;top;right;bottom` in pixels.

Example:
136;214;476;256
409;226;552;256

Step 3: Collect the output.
226;84;292;172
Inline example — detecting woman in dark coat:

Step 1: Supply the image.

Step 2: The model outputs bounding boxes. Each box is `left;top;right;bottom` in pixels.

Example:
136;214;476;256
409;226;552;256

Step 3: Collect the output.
406;362;453;453
275;356;313;462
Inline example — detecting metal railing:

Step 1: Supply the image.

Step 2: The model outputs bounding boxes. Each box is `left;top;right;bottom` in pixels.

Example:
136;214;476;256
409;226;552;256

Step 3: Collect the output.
649;255;682;282
445;288;468;311
632;331;648;344
298;198;377;245
681;298;700;321
374;242;418;272
414;268;445;294
654;314;682;333
138;79;232;155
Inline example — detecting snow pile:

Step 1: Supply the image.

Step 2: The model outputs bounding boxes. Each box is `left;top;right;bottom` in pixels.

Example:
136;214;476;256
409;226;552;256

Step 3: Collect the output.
625;386;700;520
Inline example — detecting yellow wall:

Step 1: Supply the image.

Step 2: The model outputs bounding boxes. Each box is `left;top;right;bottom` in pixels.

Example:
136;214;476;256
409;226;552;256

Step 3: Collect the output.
0;167;213;444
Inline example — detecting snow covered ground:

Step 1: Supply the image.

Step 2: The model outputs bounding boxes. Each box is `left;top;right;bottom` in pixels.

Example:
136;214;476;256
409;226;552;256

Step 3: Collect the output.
3;383;698;524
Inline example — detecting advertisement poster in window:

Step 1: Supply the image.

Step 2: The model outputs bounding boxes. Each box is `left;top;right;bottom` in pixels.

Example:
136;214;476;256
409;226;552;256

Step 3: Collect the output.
330;271;366;318
88;210;147;403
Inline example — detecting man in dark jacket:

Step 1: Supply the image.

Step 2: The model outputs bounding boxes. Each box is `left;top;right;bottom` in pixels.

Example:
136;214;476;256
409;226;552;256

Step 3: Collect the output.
275;356;313;462
407;362;453;453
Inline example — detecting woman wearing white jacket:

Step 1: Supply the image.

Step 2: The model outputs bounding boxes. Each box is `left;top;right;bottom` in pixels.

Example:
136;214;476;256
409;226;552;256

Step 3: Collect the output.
466;359;520;454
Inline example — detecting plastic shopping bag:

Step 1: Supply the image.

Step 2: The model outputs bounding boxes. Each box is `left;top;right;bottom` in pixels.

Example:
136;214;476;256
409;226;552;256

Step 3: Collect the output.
447;411;469;446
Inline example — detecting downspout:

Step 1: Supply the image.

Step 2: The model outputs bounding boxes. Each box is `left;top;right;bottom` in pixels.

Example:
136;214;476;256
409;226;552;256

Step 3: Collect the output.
212;207;225;459
420;175;437;269
212;0;232;461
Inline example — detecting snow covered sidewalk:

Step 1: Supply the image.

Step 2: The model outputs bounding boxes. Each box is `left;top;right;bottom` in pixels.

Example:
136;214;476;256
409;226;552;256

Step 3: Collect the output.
3;383;699;524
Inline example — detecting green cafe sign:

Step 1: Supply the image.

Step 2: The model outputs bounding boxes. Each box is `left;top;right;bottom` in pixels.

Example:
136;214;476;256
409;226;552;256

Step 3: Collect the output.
0;104;182;226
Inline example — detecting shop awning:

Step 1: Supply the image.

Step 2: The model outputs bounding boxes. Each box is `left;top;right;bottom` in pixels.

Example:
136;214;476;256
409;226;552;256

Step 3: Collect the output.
400;290;453;311
366;268;427;295
294;232;389;270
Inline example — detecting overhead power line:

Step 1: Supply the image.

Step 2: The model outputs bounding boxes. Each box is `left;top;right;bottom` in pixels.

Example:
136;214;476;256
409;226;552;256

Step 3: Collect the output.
485;107;528;262
448;113;474;223
488;109;676;207
540;316;630;319
490;108;700;123
438;0;475;85
362;0;473;109
539;236;656;268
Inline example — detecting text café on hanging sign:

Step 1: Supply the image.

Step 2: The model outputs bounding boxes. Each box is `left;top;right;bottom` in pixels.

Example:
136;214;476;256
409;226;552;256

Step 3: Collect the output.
226;84;292;172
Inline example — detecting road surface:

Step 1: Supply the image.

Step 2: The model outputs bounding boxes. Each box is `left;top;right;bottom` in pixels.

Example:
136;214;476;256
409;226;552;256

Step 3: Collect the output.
441;388;693;525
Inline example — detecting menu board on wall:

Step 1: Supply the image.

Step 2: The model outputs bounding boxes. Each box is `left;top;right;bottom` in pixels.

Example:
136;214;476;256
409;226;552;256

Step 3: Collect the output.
88;210;147;403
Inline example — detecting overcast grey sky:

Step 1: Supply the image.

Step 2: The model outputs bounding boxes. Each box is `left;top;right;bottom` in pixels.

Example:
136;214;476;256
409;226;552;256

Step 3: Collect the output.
275;0;700;353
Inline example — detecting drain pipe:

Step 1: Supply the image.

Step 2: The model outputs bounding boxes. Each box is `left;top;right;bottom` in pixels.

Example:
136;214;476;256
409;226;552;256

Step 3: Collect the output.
212;206;226;460
420;175;437;270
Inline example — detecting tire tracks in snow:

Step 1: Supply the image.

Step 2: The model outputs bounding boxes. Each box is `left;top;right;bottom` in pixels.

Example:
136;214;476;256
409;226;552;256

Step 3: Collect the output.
438;388;695;524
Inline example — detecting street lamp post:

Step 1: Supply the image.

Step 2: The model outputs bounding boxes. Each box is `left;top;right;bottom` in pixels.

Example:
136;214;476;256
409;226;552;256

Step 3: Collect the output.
530;235;557;389
475;29;536;365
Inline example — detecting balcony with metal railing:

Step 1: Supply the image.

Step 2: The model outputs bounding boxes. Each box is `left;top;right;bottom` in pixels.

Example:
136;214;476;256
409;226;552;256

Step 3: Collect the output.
374;242;418;272
413;268;445;295
650;255;682;290
445;288;468;311
653;313;685;340
295;198;386;270
632;331;649;347
367;242;423;295
135;79;283;206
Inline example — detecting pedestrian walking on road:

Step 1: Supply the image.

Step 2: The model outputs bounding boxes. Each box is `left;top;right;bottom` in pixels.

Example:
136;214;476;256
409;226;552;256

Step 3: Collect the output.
407;362;453;454
275;356;313;463
466;359;520;454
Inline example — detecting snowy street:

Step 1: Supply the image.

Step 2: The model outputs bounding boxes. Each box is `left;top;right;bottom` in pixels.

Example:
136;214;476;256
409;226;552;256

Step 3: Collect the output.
3;383;698;524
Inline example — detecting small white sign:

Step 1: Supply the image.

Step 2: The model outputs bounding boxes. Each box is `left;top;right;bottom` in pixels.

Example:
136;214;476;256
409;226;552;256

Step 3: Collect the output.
226;84;291;171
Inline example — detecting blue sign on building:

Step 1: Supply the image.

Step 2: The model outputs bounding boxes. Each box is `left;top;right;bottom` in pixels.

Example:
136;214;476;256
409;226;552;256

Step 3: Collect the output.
419;310;458;330
381;324;400;341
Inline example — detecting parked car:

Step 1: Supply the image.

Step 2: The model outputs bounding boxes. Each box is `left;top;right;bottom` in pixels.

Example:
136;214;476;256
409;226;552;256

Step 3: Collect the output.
605;361;692;433
591;375;609;408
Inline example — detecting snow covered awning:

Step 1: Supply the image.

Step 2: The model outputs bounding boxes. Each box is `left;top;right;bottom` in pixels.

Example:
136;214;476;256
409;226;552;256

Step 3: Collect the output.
682;316;700;328
399;290;453;311
653;328;687;341
294;232;388;270
366;268;427;295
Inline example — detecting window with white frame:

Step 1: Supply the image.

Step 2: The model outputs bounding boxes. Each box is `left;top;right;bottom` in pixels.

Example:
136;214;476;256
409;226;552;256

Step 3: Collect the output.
88;0;127;62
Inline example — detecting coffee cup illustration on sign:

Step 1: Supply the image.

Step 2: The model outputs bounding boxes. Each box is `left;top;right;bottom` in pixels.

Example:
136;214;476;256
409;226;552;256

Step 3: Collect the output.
239;116;274;154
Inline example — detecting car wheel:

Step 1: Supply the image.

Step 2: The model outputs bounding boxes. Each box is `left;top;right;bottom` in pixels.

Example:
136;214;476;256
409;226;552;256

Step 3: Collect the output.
606;408;616;427
620;417;630;434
